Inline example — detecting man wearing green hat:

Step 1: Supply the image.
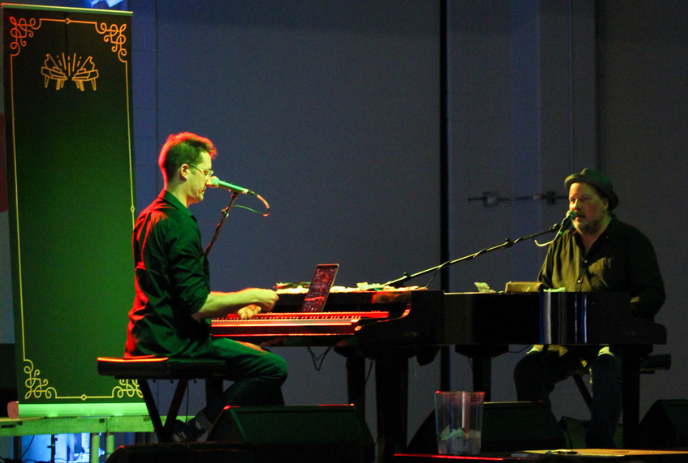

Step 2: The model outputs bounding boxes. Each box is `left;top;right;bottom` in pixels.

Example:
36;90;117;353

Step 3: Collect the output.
513;168;665;448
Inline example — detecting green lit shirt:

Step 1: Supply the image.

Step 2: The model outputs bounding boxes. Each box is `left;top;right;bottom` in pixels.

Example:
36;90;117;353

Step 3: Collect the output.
125;191;214;357
538;215;665;320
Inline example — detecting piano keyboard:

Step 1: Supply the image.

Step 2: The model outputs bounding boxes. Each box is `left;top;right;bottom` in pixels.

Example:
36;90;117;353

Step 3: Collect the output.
211;311;391;337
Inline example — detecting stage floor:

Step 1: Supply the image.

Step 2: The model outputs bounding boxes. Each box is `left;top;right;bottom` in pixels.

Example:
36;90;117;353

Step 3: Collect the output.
396;448;688;462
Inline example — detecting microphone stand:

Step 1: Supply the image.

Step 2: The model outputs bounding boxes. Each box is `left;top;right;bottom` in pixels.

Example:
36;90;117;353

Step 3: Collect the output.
382;222;562;394
384;222;561;287
205;191;240;258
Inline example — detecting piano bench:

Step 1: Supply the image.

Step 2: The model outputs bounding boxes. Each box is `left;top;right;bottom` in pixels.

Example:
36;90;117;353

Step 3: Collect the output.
572;353;672;411
97;356;230;443
639;353;671;372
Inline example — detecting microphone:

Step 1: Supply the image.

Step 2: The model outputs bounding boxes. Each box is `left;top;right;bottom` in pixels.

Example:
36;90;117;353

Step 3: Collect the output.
206;176;256;195
555;210;577;238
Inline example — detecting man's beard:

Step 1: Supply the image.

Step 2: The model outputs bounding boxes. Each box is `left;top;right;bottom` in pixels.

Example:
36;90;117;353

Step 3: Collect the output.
574;216;603;236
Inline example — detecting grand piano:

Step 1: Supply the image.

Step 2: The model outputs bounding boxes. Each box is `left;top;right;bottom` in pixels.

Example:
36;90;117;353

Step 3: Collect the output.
212;289;666;462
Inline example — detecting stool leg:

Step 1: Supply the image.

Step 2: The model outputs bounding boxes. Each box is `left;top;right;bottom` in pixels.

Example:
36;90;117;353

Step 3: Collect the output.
137;379;167;442
163;378;190;439
573;374;592;410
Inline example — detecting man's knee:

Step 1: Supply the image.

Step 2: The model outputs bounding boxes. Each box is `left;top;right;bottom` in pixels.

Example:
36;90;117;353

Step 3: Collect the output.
514;352;544;383
590;354;621;387
264;352;288;383
591;353;620;370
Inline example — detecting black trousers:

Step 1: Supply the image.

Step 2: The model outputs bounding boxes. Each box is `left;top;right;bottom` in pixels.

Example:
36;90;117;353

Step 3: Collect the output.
198;338;288;429
513;349;622;448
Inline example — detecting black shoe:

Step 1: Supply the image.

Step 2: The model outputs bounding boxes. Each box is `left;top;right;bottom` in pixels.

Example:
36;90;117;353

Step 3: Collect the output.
172;419;206;442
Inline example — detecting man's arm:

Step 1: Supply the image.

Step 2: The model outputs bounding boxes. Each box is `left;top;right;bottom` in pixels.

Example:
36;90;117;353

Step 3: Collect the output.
191;288;279;320
626;231;665;319
537;242;557;289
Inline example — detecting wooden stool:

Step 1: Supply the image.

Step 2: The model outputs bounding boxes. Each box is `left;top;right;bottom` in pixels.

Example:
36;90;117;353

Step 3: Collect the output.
573;353;672;410
97;356;230;442
572;351;671;447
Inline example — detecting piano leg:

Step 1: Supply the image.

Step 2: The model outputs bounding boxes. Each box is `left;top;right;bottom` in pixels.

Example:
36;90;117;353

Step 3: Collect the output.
440;346;451;391
621;346;642;448
342;347;367;420
375;355;409;463
472;357;493;401
455;345;508;401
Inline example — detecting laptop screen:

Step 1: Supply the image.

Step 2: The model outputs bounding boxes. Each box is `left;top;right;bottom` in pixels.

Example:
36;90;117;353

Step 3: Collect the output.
301;263;339;312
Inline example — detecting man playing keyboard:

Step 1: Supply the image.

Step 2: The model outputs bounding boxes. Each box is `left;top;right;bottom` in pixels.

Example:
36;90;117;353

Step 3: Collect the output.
125;132;287;442
513;168;665;448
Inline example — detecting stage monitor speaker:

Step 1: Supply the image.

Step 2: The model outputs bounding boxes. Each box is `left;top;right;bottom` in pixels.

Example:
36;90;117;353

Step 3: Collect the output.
207;404;375;463
407;401;565;453
639;399;688;449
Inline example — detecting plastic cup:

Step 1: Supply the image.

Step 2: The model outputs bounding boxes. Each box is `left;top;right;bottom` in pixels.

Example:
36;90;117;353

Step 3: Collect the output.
434;391;485;455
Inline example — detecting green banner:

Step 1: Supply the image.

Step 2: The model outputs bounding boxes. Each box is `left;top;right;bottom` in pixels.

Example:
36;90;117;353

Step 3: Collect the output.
3;4;143;415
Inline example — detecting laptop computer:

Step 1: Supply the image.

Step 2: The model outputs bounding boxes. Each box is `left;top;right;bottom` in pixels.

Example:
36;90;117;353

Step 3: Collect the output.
209;263;343;337
301;263;339;312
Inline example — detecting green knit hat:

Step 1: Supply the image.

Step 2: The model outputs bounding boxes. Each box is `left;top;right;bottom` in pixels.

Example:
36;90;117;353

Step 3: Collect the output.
564;168;619;210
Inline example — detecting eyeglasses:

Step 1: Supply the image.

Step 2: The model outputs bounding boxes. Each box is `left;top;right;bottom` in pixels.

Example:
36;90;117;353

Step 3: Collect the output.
189;164;214;179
